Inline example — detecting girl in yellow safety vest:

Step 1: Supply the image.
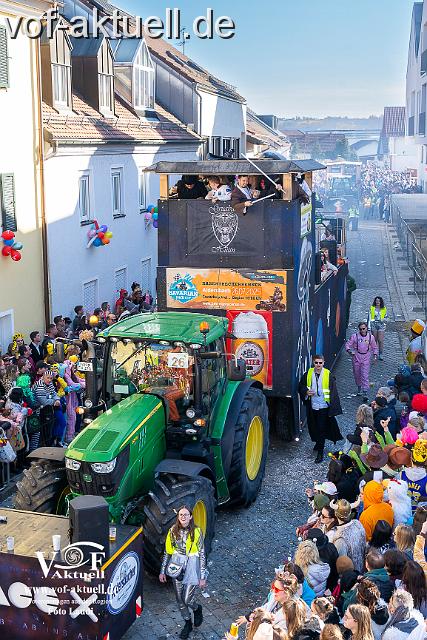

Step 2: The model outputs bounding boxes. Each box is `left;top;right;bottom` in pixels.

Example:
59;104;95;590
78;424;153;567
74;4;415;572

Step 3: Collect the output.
159;505;206;639
368;297;387;360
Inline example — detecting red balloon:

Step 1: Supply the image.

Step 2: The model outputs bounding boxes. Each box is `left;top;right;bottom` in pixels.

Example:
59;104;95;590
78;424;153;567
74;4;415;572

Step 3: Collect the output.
1;230;14;241
97;231;104;239
2;245;11;256
10;249;21;261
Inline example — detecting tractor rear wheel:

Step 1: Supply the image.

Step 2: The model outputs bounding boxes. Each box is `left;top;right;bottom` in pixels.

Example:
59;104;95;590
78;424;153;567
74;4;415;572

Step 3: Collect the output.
143;473;216;575
14;459;68;514
228;386;269;506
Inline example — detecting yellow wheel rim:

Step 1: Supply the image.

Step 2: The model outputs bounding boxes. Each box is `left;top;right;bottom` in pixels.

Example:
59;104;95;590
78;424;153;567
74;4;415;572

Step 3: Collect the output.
193;500;207;535
246;416;264;481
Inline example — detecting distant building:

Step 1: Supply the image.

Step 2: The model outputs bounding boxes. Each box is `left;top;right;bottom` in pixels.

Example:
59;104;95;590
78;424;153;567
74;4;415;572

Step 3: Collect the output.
350;139;378;162
246;110;290;157
377;106;418;171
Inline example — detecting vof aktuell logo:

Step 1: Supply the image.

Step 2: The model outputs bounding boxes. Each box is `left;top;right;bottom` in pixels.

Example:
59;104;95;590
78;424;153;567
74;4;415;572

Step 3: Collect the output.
0;541;140;621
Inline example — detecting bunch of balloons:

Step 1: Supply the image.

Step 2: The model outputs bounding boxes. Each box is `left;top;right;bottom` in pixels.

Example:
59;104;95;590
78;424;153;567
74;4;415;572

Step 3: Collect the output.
86;220;113;248
144;204;159;229
1;230;23;261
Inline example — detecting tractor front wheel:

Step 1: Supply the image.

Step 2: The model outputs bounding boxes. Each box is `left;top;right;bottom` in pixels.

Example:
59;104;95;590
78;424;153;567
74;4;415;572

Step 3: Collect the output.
143;473;216;575
14;459;68;514
228;386;269;506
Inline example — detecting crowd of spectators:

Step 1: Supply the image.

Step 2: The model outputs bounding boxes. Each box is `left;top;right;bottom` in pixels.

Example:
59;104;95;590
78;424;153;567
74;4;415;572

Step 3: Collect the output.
222;345;427;639
0;282;154;479
361;166;420;222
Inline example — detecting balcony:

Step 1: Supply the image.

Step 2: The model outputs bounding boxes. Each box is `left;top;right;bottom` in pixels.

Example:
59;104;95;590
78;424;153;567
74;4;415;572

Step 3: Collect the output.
408;116;415;136
419;112;426;136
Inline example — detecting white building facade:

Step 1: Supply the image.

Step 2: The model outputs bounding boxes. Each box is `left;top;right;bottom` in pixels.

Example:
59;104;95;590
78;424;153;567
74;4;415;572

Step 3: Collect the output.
406;2;426;185
41;23;201;318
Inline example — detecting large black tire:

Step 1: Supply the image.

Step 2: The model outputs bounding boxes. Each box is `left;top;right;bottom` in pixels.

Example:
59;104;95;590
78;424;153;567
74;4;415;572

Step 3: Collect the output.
14;459;67;513
228;386;269;506
272;397;294;441
143;473;216;575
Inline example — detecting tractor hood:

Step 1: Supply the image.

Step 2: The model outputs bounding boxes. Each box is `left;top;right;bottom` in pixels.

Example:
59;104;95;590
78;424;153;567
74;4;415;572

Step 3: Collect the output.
66;393;165;463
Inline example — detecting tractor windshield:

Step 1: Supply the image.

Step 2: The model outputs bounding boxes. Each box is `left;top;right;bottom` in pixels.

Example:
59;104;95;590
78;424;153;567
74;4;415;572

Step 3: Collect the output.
106;340;194;405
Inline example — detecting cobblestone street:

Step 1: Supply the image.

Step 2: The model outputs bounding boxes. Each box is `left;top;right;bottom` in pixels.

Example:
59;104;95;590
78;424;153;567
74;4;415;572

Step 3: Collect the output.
125;219;409;640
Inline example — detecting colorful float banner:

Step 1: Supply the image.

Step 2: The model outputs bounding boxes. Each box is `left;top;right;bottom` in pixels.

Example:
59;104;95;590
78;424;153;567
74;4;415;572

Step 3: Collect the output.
301;201;312;238
166;268;288;312
226;310;273;389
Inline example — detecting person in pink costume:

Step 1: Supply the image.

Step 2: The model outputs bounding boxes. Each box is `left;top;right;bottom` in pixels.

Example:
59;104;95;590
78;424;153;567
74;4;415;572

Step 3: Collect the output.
63;360;85;443
346;321;378;397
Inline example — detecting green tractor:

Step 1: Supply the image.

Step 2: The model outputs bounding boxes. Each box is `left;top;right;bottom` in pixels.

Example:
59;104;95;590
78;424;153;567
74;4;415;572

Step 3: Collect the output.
14;312;269;572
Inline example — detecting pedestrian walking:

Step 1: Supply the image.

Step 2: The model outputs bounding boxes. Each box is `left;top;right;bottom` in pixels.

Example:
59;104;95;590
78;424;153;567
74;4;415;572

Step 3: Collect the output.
346;322;378;399
298;355;343;464
368;297;387;359
159;506;206;639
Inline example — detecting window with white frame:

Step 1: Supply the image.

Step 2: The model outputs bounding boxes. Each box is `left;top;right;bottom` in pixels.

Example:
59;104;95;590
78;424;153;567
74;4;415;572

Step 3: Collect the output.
138;170;148;212
79;174;91;222
141;257;152;293
134;44;155;109
53;64;71;107
99;73;113;111
210;136;221;156
223;137;232;156
115;267;127;294
233;137;240;158
111;168;124;216
83;278;98;314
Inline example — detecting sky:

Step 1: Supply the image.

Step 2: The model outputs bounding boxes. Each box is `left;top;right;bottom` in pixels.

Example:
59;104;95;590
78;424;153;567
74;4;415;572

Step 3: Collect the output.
121;0;415;118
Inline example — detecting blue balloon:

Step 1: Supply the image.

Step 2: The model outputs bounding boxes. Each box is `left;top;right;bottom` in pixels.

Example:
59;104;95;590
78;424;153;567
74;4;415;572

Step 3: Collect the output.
3;239;14;246
93;238;102;247
12;242;23;250
146;204;155;212
152;212;158;220
99;225;107;233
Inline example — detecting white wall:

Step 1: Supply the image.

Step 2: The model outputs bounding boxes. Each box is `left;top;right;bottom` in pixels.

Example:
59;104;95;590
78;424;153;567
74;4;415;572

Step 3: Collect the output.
389;136;419;172
44;143;199;317
198;89;246;146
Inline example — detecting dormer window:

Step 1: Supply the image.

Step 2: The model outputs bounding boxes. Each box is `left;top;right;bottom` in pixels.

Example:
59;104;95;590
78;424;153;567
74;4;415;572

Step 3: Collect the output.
70;35;114;118
40;20;72;112
98;40;114;116
110;39;155;116
133;45;154;110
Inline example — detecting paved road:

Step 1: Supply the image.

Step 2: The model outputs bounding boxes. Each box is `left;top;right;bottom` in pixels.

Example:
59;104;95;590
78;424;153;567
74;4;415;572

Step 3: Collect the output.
125;219;408;640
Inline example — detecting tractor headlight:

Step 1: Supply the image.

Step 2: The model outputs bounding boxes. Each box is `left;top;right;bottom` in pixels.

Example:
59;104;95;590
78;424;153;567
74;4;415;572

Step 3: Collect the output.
84;399;93;409
186;408;196;419
91;458;117;474
65;458;81;471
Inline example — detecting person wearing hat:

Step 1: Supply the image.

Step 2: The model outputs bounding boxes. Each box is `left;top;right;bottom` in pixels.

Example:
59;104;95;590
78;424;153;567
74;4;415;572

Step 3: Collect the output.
401;440;427;514
346;322;378;399
359;443;392;484
306;528;339;591
299;355;343;464
383;444;412;478
328;499;366;572
406;319;426;366
359;481;394;542
176;175;208;200
387;479;412;526
327;453;361;503
410;379;427;417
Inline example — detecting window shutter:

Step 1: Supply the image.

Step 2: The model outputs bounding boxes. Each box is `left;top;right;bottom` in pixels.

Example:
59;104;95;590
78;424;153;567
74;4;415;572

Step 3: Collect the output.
0;173;17;231
0;26;9;89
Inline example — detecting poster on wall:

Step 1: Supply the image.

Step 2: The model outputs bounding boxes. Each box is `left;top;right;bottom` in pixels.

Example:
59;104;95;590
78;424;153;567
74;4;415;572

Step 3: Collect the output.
300;202;312;238
226;310;273;389
166;268;288;312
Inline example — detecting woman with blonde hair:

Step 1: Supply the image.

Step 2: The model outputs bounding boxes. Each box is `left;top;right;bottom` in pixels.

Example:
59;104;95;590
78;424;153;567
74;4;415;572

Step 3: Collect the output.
241;609;287;640
342;604;374;640
393;524;416;559
311;597;339;625
320;625;343;640
294;540;330;597
283;598;321;639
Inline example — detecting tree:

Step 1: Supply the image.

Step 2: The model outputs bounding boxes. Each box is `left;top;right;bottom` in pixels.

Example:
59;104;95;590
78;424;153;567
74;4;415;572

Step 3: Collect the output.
291;140;301;158
333;137;351;160
310;141;322;160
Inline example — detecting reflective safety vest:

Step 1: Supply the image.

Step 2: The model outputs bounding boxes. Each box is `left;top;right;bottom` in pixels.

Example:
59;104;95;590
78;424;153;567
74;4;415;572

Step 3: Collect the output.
370;306;387;320
165;527;201;556
307;368;330;403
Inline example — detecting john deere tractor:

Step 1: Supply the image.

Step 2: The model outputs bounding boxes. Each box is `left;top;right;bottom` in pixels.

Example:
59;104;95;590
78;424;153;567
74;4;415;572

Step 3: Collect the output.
14;312;269;572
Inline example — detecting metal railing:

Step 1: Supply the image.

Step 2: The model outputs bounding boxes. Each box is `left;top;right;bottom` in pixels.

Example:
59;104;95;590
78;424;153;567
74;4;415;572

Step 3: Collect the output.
392;200;427;313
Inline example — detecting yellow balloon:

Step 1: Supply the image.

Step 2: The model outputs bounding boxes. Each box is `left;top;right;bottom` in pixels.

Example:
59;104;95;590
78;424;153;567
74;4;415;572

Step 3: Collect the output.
105;231;113;238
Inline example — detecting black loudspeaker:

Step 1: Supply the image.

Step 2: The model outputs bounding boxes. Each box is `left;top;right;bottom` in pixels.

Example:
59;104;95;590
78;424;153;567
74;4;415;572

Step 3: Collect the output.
69;495;110;561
